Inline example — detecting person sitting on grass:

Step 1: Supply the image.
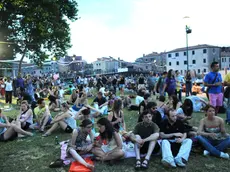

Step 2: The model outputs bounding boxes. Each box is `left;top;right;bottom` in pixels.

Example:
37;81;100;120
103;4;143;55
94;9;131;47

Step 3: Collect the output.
92;91;108;115
196;104;230;159
30;98;52;132
67;89;78;105
42;102;76;136
17;100;33;130
176;99;197;137
0;109;33;142
108;99;126;132
160;108;193;168
129;110;160;170
139;93;150;115
48;87;61;112
67;119;95;171
72;90;88;112
156;95;168;119
146;101;162;127
92;118;124;163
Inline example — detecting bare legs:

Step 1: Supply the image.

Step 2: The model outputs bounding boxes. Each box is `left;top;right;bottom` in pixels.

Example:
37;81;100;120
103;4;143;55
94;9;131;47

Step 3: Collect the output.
3;124;33;140
69;148;94;170
92;147;124;161
43;120;67;136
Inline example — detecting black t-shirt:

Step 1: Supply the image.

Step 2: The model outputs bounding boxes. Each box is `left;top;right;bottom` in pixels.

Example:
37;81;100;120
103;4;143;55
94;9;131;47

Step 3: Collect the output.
119;78;125;84
133;121;159;139
93;97;107;106
139;77;145;84
112;78;117;85
151;110;162;127
160;119;185;139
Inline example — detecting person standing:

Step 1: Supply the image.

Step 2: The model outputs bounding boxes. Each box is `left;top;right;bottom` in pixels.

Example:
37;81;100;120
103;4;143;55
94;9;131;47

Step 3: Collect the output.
224;71;230;124
185;70;192;97
204;62;223;115
5;77;13;105
162;69;176;98
147;72;157;96
175;70;185;102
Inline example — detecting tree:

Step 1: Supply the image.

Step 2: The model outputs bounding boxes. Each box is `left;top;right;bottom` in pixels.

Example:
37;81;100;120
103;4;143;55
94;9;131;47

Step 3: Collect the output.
0;0;78;75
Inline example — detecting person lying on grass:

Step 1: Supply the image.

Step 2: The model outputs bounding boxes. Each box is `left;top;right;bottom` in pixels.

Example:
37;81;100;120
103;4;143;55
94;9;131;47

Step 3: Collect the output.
0;109;33;142
16;100;33;130
196;104;230;159
30;98;52;132
67;119;94;171
129;110;160;170
42;102;76;137
92;118;124;163
160;108;193;168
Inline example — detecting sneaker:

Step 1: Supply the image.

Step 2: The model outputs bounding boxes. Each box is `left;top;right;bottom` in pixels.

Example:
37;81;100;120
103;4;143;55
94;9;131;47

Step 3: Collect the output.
220;152;229;159
175;158;186;167
203;150;210;156
161;159;176;168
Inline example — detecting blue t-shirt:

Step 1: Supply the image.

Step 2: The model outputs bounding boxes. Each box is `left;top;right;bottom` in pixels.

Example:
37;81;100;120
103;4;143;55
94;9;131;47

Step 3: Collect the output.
204;72;222;94
165;77;176;94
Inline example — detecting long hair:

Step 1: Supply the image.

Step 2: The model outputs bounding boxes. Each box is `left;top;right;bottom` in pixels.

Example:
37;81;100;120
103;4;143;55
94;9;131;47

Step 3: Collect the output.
112;99;122;114
171;95;179;110
97;118;114;141
181;99;193;116
167;69;174;79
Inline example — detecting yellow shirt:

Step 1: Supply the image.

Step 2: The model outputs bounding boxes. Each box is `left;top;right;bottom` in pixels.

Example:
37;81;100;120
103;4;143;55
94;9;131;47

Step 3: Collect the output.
224;73;230;83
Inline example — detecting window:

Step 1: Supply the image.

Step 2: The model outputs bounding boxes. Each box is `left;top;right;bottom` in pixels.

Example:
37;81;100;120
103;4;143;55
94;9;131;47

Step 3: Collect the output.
184;61;187;65
198;69;200;73
229;58;230;62
168;54;171;58
145;59;148;61
184;52;186;56
146;66;148;69
181;70;183;74
176;61;179;65
192;51;195;55
225;58;227;62
169;62;171;66
175;53;179;57
204;69;207;73
203;59;206;63
203;49;207;54
222;58;224;62
192;60;196;64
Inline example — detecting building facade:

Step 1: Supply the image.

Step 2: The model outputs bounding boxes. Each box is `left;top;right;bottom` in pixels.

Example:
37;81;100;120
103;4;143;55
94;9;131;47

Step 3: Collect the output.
135;52;166;73
221;52;230;70
166;44;221;75
92;57;119;74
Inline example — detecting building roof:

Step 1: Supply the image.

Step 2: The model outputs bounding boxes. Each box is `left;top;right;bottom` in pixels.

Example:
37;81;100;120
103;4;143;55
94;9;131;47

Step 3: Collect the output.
167;44;219;53
221;52;230;57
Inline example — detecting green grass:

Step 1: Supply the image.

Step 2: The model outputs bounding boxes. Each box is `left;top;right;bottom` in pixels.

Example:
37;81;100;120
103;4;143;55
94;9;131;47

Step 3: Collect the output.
0;97;230;172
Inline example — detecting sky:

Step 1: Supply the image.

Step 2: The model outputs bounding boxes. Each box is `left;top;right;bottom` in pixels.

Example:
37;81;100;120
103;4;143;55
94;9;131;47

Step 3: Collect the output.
68;0;229;63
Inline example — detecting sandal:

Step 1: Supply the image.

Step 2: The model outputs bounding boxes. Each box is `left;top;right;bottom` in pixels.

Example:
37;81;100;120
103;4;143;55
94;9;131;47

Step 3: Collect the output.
49;159;64;168
135;159;141;170
141;159;149;169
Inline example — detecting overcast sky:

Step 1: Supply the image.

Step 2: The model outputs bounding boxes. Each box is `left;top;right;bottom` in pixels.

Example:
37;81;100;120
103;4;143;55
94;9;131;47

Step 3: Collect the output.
68;0;230;63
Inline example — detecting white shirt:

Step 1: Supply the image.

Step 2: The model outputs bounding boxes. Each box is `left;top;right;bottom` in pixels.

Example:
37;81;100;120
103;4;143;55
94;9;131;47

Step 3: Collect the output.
5;81;13;91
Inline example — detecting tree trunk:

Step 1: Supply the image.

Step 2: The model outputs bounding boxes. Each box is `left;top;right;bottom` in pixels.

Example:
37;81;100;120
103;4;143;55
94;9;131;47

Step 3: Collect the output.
18;49;27;76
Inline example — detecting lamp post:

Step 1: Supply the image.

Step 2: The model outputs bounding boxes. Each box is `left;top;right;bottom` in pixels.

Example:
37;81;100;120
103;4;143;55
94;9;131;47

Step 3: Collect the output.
185;25;192;71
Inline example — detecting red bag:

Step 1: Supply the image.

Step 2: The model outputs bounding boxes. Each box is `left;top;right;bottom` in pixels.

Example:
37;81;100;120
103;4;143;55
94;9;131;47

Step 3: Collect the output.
69;157;94;172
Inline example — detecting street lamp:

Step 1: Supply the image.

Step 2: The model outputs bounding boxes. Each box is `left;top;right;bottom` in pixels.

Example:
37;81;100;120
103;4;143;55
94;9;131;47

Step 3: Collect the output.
186;25;192;71
184;16;192;71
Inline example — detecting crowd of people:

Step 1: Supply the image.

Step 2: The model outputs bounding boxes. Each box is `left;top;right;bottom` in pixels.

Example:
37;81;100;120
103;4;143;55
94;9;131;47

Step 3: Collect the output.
0;61;230;171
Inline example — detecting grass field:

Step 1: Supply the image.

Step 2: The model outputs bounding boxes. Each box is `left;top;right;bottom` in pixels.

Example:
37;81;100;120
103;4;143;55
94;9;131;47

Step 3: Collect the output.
0;95;230;172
